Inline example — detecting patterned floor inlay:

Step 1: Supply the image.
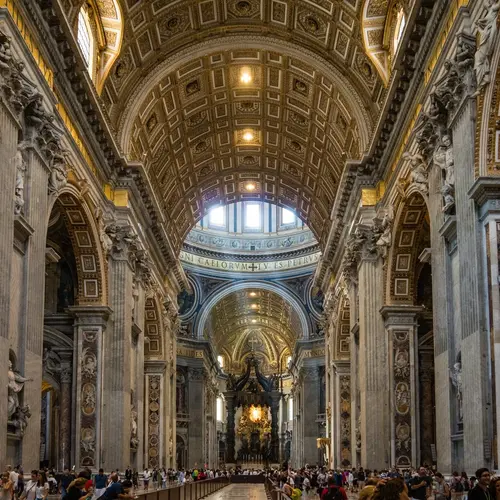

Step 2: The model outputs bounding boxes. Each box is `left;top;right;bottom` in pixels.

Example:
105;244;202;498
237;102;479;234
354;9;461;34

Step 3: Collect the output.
203;484;268;500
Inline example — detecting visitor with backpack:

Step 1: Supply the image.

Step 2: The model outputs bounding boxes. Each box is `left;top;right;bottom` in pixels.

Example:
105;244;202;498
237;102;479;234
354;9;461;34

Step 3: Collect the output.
320;476;348;500
462;472;471;500
451;471;465;500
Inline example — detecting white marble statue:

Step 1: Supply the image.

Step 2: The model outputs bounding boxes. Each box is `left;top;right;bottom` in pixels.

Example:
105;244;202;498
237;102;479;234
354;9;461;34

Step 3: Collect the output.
450;362;463;422
434;135;454;185
403;151;429;195
14;148;26;215
8;361;32;420
474;0;500;94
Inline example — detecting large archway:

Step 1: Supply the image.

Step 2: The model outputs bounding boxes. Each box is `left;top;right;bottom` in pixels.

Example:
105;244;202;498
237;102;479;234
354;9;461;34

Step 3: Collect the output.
387;192;435;466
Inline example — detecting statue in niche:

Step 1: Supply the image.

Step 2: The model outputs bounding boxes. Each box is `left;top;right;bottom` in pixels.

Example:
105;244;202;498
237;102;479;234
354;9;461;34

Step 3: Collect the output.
130;406;139;450
14;146;26;215
42;348;62;377
450;361;463;423
373;207;394;259
474;0;500;94
434;135;455;212
403;152;429;195
8;360;33;419
441;183;455;213
11;404;31;437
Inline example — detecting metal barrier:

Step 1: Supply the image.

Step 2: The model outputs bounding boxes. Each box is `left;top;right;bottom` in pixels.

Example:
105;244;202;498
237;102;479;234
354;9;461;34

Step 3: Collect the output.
264;478;292;500
135;477;229;500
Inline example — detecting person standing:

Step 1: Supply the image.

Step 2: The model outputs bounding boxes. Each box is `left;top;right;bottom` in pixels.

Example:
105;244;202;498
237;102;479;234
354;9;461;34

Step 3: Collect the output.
358;468;366;491
59;469;72;499
93;469;107;500
19;472;38;500
143;469;150;491
35;472;49;500
124;469;131;484
1;472;14;500
433;473;450;500
409;467;432;500
451;471;465;500
468;469;491;500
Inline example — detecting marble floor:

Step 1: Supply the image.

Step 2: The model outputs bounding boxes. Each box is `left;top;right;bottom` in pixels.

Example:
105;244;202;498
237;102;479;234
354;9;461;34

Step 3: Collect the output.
203;484;268;500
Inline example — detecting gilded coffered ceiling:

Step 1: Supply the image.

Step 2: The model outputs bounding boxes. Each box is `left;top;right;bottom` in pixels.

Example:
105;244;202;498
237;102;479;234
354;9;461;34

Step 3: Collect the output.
90;0;394;254
204;289;299;373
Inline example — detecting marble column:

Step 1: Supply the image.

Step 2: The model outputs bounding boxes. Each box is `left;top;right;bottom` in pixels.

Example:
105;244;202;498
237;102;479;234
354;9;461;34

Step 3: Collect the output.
58;353;72;470
332;360;351;469
103;238;135;469
69;306;111;470
451;96;490;471
187;367;205;467
0;96;19;472
301;366;321;466
419;350;435;466
381;306;422;468
358;253;390;469
270;392;281;462
225;393;236;463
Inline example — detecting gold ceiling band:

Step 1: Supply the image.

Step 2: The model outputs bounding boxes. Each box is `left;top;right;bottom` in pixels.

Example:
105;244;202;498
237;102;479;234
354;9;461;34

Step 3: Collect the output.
424;0;469;84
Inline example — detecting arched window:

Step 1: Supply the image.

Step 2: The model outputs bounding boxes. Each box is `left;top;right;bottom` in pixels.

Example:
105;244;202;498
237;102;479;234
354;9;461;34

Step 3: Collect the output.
77;8;94;76
393;9;406;53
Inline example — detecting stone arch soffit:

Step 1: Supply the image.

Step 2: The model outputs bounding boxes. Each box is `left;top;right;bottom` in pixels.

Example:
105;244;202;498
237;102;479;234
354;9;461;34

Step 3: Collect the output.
361;0;391;85
477;33;500;176
333;292;351;360
64;0;124;94
195;281;311;341
386;192;430;305
117;36;374;154
47;188;107;306
43;326;74;349
145;296;164;359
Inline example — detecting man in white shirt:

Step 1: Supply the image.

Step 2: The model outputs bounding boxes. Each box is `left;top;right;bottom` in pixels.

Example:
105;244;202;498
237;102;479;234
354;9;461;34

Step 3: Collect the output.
6;466;18;490
20;471;38;500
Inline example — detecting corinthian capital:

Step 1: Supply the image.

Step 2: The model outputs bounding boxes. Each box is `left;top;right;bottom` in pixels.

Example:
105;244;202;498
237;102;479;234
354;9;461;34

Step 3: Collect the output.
104;223;139;261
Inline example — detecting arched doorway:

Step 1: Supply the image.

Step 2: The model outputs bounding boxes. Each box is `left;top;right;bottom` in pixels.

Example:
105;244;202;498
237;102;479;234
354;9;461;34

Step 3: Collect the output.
42;190;106;469
386;192;435;467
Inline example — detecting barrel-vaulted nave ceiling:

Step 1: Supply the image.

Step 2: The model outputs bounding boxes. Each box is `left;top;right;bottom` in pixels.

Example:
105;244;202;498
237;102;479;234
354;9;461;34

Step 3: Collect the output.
203;289;301;374
64;0;404;253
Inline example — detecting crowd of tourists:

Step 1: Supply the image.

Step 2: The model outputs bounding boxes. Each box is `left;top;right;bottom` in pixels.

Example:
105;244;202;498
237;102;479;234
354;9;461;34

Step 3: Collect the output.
1;463;497;500
266;465;495;500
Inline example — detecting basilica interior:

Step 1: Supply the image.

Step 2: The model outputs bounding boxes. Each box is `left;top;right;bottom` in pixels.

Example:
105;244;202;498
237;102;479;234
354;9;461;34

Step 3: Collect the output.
2;0;500;477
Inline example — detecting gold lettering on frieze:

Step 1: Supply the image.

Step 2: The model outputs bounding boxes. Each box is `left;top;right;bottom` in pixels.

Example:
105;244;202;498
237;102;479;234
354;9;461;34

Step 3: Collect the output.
180;251;321;272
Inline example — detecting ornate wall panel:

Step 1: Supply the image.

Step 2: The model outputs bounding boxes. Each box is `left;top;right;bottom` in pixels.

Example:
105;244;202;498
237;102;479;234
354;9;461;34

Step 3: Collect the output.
393;329;411;467
78;328;100;467
339;374;352;466
147;374;162;468
145;297;163;358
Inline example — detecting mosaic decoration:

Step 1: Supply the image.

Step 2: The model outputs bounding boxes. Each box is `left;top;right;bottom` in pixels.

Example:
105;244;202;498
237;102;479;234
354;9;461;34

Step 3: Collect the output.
339;375;351;466
148;375;161;468
393;330;411;467
79;329;99;467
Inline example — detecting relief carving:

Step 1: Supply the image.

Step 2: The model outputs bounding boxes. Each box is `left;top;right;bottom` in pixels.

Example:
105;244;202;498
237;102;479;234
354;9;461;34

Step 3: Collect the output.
474;1;500;95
